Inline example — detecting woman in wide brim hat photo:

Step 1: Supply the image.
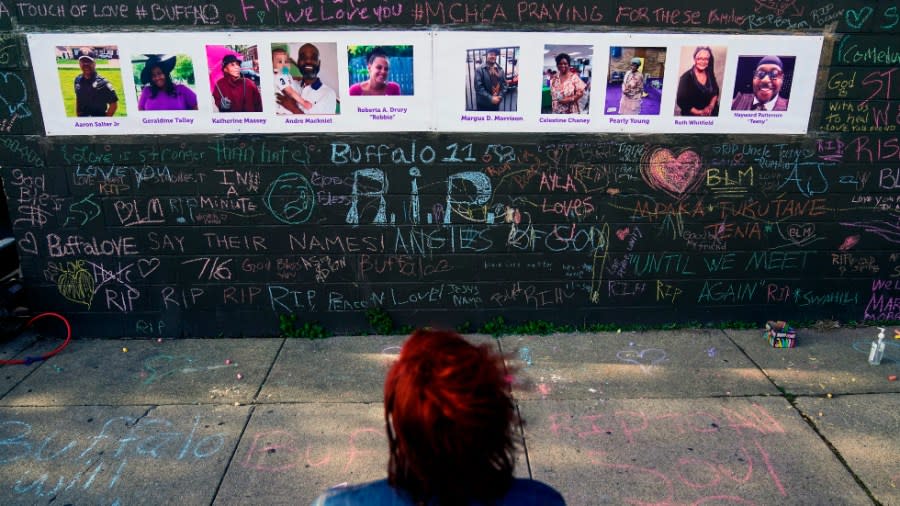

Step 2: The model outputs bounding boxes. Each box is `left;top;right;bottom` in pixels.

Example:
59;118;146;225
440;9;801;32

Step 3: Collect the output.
137;54;198;111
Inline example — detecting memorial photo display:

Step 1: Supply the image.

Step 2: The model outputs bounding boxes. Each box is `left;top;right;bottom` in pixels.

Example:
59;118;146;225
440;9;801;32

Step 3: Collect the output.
29;32;822;135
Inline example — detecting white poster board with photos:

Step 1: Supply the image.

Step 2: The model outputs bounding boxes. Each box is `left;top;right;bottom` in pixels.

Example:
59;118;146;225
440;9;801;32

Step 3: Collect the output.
28;31;822;135
28;32;432;135
432;32;823;134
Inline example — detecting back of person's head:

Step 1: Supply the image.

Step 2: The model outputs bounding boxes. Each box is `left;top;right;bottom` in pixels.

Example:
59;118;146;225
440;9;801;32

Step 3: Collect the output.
384;329;517;504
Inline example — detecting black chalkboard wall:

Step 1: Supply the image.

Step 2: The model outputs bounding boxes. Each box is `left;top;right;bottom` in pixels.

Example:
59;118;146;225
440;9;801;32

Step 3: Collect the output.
1;0;899;337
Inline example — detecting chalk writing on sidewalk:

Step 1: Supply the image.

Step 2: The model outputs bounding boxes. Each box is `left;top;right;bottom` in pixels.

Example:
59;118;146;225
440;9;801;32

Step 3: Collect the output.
140;354;238;385
241;427;382;473
0;415;227;500
544;403;791;504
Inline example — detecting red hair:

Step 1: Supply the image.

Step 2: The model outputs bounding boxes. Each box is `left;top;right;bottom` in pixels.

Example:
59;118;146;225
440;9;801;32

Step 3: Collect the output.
384;329;517;504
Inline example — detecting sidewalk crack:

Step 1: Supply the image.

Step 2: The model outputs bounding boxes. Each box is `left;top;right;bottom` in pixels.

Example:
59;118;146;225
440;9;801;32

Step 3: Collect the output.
496;337;533;479
721;328;881;504
127;405;157;427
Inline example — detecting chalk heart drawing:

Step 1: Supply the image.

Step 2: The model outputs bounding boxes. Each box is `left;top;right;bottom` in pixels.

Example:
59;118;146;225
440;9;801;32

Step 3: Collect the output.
616;348;668;372
545;147;564;167
641;148;703;200
616;227;630;241
845;7;873;29
785;223;815;246
57;260;95;307
18;231;38;255
138;257;161;278
754;0;799;16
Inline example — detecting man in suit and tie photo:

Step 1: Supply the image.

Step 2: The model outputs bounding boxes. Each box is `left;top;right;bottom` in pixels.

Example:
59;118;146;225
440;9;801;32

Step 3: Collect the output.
473;48;508;111
731;55;790;111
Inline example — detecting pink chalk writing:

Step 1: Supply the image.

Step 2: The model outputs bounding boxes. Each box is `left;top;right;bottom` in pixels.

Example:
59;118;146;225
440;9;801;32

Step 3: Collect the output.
240;0;402;24
587;445;784;505
549;404;785;444
817;136;900;163
411;1;603;25
545;405;790;504
861;68;897;107
241;428;381;473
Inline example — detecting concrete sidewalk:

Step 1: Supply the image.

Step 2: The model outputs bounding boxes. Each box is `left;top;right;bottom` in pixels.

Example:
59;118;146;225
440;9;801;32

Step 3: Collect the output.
0;326;898;505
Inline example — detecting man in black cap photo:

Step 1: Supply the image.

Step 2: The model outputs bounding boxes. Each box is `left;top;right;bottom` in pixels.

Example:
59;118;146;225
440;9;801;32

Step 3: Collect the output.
731;55;789;111
74;48;118;117
213;53;263;113
473;48;508;111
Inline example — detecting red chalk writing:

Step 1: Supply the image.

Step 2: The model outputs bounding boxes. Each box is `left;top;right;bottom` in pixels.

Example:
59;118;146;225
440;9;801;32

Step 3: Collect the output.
411;1;603;24
862;68;897;107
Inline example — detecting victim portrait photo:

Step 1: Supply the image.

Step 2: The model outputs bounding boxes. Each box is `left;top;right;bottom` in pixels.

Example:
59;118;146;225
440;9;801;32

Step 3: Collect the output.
730;55;795;112
271;42;339;115
132;53;198;111
348;45;414;97
542;44;592;114
56;45;125;118
674;45;727;117
465;46;519;112
605;46;667;116
205;44;263;113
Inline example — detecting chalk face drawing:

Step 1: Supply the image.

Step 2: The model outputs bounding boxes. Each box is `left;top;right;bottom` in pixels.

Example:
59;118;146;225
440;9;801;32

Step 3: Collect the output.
641;148;703;199
264;172;316;224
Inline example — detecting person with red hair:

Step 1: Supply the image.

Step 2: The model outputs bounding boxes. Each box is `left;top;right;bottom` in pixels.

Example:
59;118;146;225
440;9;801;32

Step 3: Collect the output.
313;329;565;505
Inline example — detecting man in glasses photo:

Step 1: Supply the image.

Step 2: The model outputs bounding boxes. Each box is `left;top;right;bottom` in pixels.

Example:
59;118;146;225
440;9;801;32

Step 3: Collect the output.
731;55;790;111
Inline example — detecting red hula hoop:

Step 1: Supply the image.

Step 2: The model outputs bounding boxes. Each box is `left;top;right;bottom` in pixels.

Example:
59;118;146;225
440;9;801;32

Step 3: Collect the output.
0;312;72;366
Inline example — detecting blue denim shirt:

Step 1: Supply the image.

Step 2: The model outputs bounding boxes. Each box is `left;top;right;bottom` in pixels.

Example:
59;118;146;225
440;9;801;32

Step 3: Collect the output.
312;478;565;505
